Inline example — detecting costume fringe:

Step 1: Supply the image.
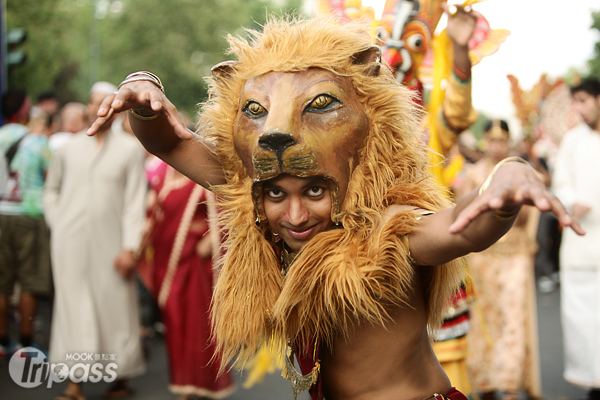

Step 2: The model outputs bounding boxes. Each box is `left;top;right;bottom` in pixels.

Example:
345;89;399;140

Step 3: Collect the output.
211;179;284;367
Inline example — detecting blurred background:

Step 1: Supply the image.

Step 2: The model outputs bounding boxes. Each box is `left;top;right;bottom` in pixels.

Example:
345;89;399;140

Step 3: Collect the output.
1;0;302;117
1;1;600;399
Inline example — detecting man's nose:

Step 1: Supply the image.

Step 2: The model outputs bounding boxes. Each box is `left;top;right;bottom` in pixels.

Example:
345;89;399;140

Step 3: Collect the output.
286;197;309;226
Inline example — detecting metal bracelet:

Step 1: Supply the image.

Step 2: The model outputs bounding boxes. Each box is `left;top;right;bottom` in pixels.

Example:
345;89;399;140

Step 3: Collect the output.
118;71;164;93
493;206;521;221
129;108;158;121
124;71;163;86
478;156;530;196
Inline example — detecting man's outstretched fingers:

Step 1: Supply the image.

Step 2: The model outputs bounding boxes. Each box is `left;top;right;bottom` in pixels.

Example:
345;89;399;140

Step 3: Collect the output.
97;92;117;117
87;120;101;136
562;213;585;236
485;183;515;211
148;90;164;112
87;108;115;136
449;198;492;234
548;196;586;236
164;106;193;140
530;192;552;212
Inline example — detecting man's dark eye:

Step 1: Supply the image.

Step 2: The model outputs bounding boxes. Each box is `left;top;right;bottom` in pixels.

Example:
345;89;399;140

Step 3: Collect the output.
307;186;325;197
266;189;285;199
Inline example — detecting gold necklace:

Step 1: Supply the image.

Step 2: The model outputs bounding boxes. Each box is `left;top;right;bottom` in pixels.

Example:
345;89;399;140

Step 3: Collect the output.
282;343;320;399
280;246;297;278
279;247;320;399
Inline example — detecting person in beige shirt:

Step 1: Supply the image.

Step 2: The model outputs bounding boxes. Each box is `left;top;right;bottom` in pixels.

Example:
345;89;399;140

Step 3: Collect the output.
45;82;146;400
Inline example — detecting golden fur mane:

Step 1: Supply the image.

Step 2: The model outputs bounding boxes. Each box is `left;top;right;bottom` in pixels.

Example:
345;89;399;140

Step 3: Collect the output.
198;16;466;365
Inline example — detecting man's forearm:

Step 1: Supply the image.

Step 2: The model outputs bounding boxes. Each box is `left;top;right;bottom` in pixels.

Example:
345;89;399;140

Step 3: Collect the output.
450;188;519;253
129;112;226;189
129;111;185;156
452;43;471;81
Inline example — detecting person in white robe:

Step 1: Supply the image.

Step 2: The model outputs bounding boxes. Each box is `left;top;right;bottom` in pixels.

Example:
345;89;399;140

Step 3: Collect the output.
552;77;600;400
44;82;147;400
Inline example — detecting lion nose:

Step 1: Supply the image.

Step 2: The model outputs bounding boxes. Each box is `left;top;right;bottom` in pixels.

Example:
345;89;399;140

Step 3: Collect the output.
258;132;296;153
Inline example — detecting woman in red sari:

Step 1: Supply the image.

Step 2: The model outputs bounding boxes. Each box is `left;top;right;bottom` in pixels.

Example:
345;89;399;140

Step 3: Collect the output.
138;158;235;400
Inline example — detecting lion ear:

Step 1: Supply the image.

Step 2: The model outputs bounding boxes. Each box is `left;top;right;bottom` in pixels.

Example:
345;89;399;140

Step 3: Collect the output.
351;45;381;77
211;60;238;80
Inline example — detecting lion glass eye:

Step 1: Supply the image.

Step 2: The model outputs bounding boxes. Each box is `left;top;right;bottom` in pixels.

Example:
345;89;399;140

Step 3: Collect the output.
448;5;458;15
248;102;264;114
244;100;267;117
311;95;333;109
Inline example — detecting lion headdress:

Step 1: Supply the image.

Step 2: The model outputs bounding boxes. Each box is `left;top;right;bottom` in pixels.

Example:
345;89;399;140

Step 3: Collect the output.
198;16;466;365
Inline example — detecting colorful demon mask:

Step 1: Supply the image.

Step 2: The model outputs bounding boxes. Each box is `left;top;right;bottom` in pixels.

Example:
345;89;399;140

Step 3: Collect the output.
315;0;444;95
379;0;443;90
315;0;509;103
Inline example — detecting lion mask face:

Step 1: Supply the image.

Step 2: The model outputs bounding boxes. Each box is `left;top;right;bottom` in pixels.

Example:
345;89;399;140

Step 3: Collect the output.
233;68;370;219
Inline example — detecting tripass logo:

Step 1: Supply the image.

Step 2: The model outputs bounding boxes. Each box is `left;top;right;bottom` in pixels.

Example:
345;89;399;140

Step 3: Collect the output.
9;347;118;388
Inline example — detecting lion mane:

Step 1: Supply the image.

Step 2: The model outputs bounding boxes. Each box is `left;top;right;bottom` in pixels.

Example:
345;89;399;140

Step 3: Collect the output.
198;16;466;365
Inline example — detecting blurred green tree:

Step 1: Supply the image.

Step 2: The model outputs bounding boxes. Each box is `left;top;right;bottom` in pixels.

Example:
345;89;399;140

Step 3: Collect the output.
6;0;89;103
588;9;600;80
5;0;302;113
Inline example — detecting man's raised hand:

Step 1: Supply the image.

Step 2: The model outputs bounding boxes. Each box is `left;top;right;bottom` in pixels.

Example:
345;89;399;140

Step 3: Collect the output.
449;160;585;236
87;80;192;140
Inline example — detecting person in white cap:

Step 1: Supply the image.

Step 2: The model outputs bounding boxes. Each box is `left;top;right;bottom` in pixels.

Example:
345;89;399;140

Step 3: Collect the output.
44;82;146;400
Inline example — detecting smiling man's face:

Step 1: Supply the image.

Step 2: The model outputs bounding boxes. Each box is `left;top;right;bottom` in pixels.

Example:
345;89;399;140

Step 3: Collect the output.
262;174;333;252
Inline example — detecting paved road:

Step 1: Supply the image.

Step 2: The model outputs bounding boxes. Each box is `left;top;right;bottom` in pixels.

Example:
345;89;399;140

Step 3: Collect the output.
0;288;589;400
536;288;587;400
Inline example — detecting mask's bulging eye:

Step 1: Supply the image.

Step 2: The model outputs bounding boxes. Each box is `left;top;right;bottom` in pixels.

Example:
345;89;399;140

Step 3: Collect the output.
244;100;267;117
406;34;425;51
